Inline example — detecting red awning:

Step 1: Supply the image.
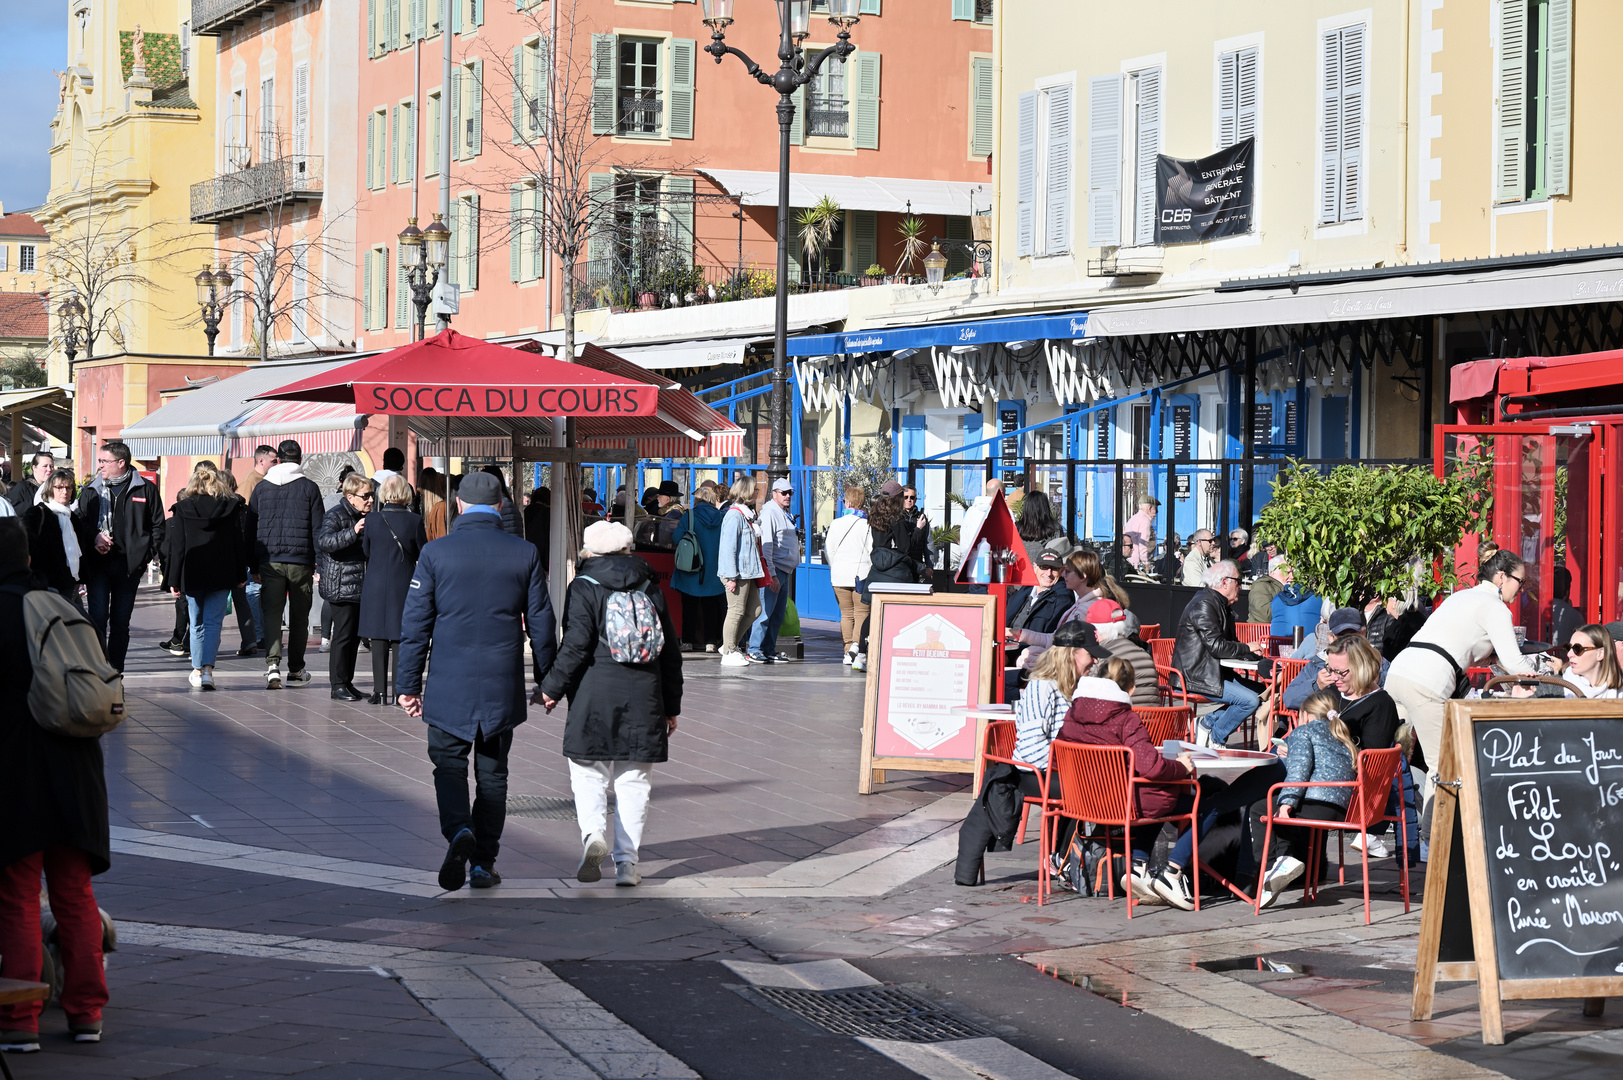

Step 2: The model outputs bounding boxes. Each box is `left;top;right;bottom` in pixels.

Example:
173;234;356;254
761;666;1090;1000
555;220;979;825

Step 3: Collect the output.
1449;349;1623;404
255;329;658;418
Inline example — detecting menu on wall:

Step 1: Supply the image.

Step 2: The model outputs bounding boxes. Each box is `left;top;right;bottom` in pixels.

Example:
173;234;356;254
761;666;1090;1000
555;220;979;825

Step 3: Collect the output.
1474;719;1623;980
874;610;980;760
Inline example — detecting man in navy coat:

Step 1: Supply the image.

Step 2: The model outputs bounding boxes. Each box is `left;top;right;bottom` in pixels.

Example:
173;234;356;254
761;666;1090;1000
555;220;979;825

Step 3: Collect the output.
398;471;556;891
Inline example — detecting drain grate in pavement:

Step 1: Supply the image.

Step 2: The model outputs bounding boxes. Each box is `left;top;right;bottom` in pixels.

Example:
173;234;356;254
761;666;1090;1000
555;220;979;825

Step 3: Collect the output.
505;796;612;819
751;985;989;1043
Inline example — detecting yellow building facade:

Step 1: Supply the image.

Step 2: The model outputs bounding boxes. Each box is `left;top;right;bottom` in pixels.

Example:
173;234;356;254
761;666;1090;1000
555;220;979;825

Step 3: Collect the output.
39;0;218;395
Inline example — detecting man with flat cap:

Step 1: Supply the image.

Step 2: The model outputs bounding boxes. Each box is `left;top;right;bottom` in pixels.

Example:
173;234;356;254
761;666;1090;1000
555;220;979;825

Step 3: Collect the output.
398;470;556;892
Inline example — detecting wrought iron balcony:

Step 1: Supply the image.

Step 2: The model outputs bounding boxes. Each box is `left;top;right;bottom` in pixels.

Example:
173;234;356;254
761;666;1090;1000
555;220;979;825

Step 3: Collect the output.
191;155;323;225
806;96;849;138
191;0;296;35
617;92;664;136
975;0;994;21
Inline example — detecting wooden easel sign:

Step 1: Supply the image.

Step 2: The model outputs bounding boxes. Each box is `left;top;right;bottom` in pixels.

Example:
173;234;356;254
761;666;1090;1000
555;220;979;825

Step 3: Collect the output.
1412;699;1623;1043
858;592;998;794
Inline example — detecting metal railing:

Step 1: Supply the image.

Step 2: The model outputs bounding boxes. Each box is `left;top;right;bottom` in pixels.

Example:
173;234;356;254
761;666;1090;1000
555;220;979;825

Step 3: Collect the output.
806;96;849;138
190;155;323;225
192;0;294;35
617;92;664;136
975;0;995;21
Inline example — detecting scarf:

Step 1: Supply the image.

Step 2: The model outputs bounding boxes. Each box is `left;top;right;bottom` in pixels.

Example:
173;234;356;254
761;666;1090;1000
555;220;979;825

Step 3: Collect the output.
41;498;82;579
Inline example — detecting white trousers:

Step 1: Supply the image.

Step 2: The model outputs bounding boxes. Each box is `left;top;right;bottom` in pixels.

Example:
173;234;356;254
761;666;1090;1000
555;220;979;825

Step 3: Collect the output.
568;759;653;866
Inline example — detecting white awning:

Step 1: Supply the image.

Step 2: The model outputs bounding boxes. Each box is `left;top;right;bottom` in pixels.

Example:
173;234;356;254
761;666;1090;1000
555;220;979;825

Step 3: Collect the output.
1082;255;1623;338
697;169;987;217
610;337;756;370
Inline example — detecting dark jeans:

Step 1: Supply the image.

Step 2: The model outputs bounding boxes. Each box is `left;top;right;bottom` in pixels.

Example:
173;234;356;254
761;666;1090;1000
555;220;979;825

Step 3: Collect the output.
1271;797;1347;874
680;591;725;648
371;638;399;697
328;601;361;688
426;725;512;868
260;562;314;672
231;583;256;646
85;562;143;671
1155;760;1288;870
171;592;189;642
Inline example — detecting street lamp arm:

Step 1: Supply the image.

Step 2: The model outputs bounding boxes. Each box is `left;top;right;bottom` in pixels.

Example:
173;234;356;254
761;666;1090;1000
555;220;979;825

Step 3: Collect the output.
796;37;856;84
703;34;771;85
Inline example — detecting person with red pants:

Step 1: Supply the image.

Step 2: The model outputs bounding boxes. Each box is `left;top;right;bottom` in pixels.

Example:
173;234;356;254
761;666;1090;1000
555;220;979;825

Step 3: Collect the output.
0;520;111;1052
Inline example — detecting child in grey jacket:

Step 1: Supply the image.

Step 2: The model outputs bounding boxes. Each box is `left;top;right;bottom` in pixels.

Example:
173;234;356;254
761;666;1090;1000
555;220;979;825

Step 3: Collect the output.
1259;691;1359;907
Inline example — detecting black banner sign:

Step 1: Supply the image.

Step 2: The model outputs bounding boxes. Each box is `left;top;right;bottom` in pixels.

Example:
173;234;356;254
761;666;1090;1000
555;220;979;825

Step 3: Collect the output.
1154;137;1254;245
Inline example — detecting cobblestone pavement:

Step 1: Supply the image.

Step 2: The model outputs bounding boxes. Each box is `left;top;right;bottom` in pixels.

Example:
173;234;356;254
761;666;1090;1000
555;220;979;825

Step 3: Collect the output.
7;588;1618;1078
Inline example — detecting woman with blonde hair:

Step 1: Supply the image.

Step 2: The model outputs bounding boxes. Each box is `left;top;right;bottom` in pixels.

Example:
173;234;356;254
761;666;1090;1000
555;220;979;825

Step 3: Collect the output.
1558;624;1623;698
716;474;763;666
164;461;249;690
1258;690;1361;907
359;473;427;705
671;480;727;654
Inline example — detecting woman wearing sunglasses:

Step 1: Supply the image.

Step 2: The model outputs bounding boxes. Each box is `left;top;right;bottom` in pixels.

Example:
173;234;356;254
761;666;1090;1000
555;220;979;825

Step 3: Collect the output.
1558;625;1622;699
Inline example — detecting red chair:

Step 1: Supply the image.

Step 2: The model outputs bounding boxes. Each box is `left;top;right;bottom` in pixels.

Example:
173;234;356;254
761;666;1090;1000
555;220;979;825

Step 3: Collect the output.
1139;623;1161;641
1267;635;1296;656
1042;741;1201;914
1134;705;1194;745
1269;657;1309;735
1148;637;1175;670
978;719;1046;850
1254;747;1410;923
1235;622;1271;645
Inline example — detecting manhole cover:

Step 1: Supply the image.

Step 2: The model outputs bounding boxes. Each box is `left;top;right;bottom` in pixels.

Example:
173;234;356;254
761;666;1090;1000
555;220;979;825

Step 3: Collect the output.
751;985;989;1042
505;796;613;820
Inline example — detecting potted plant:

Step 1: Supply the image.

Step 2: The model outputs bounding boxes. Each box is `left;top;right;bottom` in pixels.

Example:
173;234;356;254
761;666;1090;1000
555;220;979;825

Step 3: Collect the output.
637;289;658;310
896;215;929;281
863;264;886;286
796;195;842;286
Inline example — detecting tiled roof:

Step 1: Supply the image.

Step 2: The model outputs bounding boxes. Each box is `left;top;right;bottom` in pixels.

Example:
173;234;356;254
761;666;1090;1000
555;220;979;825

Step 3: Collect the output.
0;293;49;340
119;31;196;109
0;213;47;239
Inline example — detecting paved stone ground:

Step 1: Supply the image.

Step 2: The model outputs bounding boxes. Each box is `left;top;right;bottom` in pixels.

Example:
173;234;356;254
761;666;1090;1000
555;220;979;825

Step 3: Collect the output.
6;587;1619;1079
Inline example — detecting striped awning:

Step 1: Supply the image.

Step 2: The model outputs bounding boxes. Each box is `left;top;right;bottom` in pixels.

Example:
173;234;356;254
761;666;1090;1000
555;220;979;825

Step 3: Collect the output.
223;400;364;457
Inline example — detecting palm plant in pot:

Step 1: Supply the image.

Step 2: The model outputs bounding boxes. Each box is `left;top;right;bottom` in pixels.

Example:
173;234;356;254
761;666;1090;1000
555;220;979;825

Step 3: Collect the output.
895;216;929;282
796;195;842;287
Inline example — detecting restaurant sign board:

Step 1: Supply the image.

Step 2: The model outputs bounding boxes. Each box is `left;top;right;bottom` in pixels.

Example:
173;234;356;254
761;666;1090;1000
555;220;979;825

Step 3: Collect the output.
357;383;659;417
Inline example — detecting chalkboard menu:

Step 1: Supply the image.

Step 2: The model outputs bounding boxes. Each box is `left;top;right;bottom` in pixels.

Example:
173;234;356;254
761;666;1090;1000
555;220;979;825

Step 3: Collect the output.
1473;719;1623;980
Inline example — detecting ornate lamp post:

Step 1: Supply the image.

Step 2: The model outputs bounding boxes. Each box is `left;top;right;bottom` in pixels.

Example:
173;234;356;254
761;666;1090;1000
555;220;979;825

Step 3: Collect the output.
923;242;949;290
700;0;862;482
195;263;232;356
400;214;450;341
57;289;86;371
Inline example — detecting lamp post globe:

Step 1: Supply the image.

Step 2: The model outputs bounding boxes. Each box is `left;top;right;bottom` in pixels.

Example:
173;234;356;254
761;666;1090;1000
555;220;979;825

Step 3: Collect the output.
699;0;734;29
924;242;949;288
398;218;425;269
211;265;234;297
195;264;217;306
423;213;450;270
826;0;862;26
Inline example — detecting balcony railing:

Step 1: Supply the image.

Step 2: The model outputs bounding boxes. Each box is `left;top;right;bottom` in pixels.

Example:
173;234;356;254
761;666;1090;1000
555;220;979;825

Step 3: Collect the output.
191;155;323;225
192;0;295;35
617;92;664;136
806;96;849;138
572;258;873;313
975;0;994;21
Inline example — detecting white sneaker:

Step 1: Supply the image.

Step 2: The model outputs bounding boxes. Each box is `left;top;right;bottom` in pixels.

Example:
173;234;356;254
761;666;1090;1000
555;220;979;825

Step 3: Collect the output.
577;832;608;883
265;667;283;689
1150;866;1195;910
842;649;854;666
1194;722;1220;750
200;667;216;691
1350;832;1391;859
188;668;203;688
704;644;717;653
319;638;331;653
1263;854;1305;896
851;653;867;673
719;651;751;668
1122;860;1165;904
615;862;641;887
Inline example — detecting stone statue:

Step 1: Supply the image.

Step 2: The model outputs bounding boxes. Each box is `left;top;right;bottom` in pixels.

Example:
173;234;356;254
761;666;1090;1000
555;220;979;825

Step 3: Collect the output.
132;25;146;71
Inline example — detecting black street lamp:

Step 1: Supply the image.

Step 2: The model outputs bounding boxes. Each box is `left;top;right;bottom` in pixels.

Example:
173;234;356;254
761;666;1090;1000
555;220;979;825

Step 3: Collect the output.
57;289;86;371
700;0;862;482
195;263;232;356
399;214;450;341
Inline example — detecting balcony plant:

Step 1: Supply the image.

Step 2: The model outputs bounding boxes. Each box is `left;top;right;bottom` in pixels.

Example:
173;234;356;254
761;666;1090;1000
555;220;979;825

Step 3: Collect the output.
797;195;842;283
896;216;929;280
863;264;886;286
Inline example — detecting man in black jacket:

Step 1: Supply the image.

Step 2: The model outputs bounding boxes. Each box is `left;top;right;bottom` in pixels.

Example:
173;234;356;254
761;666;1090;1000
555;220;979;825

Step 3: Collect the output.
76;440;164;672
1171;559;1269;749
5;451;52;514
245;439;325;690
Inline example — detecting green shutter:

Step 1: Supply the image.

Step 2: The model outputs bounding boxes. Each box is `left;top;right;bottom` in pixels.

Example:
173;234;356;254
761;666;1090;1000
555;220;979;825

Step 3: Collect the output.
664;175;695;264
853;52;881;150
396;246;410;327
669;39;696;140
789;83;804;145
368;0;377;57
534;37;550;137
860;0;881;13
452;0;462;34
362;250;374;329
970;56;994;157
472;0;483;27
391;0;403;49
390;105;400;183
466;194;480;290
379;248;390;331
510;186;524;281
591;34;617;136
512;46;524;140
366;112;376;188
450;69;462;160
446;209;457;285
951;0;973;20
852;210;877;272
945;215;971;276
1545;0;1572;196
470;59;483;156
587;173;613;264
1495;0;1527;202
405;99;416;176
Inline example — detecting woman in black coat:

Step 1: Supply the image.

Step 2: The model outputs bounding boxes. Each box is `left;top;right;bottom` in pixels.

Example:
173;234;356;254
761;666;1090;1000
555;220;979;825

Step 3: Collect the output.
20;467;94;609
316;473;372;702
538;521;682;887
0;523;111;1043
164;464;250;689
359;475;427;705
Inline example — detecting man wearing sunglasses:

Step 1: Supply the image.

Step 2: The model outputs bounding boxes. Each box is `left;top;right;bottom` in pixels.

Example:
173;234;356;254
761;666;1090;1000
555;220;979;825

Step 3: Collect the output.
1179;530;1220;587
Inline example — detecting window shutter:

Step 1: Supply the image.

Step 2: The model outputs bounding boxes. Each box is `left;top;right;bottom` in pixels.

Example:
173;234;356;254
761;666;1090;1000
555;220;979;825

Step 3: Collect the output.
1016;90;1036;256
452;0;462;35
860;0;881;14
1338;26;1365;221
534;37;550;137
362;250;374;330
664;175;695;264
413;0;425;40
292;63;310;160
1132;68;1160;246
0;248;7;272
379;248;389;331
789;82;805;145
450;69;462;160
404;100;415;178
368;0;377;57
1087;75;1122;248
1319;29;1343;222
470;59;483;156
587;173;613;265
531;185;545;278
951;0;973;20
852;209;877;272
853;52;881;150
512;46;524;139
669;38;696;140
1235;47;1258;144
1044;83;1072;255
591;33;617;135
945;214;972;275
366;112;377;188
446;208;458;285
510;185;524;281
472;0;484;28
1545;0;1572;196
396;246;409;327
390;105;400;183
970;56;994;158
1217;51;1237;149
466;194;480;290
293;245;308;337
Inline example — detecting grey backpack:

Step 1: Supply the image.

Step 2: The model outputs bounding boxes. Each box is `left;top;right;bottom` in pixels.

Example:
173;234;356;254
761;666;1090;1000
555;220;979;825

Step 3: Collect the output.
14;588;126;737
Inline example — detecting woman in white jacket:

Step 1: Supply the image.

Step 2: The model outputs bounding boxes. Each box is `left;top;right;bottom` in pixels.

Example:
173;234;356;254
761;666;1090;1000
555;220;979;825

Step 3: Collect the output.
824;485;873;665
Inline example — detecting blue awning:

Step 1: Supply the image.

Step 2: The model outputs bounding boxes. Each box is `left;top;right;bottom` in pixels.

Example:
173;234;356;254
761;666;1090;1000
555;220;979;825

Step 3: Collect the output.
785;310;1088;357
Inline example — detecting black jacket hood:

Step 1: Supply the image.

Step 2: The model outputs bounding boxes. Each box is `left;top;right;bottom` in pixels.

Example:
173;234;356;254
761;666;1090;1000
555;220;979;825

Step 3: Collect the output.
578;551;654;590
175;494;239;525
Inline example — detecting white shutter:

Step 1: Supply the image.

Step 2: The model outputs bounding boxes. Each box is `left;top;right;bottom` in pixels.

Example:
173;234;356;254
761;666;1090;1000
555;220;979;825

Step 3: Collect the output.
1545;0;1572;196
533;37;550;137
1495;0;1528;202
362;250;374;330
1015;90;1036;256
396;245;410;327
466;194;480;290
366;112;377;189
1319;29;1344;223
1338;26;1365;221
470;59;483;156
1043;84;1072;256
450;68;461;160
1235;48;1258;144
1087;75;1122;248
512;46;524;139
292;63;310;162
292;244;308;338
510;186;524;282
404;100;416;179
1132;68;1161;246
1218;51;1237;149
390;105;400;183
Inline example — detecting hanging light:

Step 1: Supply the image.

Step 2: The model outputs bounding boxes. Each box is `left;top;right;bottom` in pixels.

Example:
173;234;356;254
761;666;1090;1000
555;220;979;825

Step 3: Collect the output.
195;264;218;306
423;213;451;269
826;0;862;27
398;218;424;269
210;264;234;297
924;241;949;288
699;0;735;28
